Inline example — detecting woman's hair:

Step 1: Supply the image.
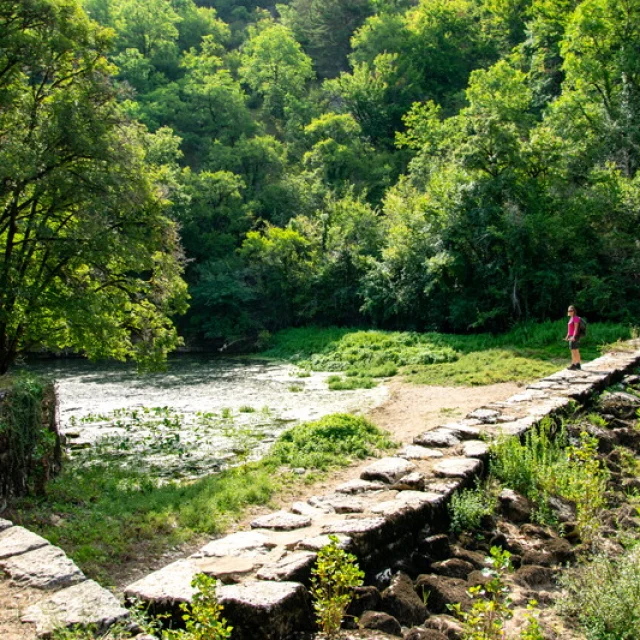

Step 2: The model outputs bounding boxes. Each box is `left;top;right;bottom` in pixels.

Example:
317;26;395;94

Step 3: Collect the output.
568;305;576;312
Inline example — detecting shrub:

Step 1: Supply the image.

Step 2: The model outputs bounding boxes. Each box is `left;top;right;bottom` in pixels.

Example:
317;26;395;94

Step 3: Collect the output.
164;573;232;640
559;548;640;640
449;481;497;534
311;535;364;636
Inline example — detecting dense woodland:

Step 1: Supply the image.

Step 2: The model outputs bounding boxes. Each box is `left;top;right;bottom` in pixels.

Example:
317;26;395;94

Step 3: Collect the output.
1;0;640;367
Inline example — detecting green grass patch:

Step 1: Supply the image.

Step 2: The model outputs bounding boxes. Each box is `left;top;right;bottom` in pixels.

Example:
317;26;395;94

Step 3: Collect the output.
260;321;634;386
9;414;393;585
327;375;376;390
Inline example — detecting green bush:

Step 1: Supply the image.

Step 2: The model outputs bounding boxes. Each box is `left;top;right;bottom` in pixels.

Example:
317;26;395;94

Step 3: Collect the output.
449;482;497;534
311;535;364;636
327;376;376;390
559;548;640;639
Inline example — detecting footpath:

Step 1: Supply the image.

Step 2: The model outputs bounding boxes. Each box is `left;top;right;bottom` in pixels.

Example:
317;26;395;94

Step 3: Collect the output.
1;341;640;639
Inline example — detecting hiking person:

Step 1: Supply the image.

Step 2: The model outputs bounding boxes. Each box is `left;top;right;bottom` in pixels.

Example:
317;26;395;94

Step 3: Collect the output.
565;305;582;370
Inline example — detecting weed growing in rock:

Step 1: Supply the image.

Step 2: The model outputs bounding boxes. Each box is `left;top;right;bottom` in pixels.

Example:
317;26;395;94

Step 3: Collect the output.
164;573;232;640
311;535;364;636
490;420;609;540
449;548;543;640
558;547;640;639
449;481;497;534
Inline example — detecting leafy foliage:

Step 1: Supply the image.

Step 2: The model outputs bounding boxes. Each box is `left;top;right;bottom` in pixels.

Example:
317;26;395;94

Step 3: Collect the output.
311;535;365;636
449;482;497;534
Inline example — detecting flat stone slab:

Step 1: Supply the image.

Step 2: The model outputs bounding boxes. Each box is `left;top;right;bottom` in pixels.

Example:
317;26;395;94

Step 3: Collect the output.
195;532;276;558
310;495;367;514
0;518;13;533
323;517;387;537
0;526;48;559
440;423;484;439
462;440;490;458
335;479;386;494
125;559;198;605
296;533;352;552
397;445;444;460
196;556;261;583
256;551;317;582
466;409;500;423
361;457;416;483
250;511;312;531
433;457;482;479
414;430;461;448
22;579;129;637
291;501;327;516
428;480;463;498
396;472;426;490
0;544;85;589
370;491;444;517
218;581;312;640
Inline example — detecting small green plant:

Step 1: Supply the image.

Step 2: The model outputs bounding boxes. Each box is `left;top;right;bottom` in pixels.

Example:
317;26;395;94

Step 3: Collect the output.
164;573;232;640
449;548;543;640
311;535;364;637
220;408;232;419
586;413;608;428
327;375;375;390
238;406;255;413
288;383;304;392
449;481;497;534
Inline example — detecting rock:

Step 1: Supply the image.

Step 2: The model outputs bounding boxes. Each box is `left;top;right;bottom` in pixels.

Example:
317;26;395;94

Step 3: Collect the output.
466;409;500;424
614;428;640;452
498;490;532;524
394;472;427;490
398;446;444;460
310;494;366;514
427;481;463;499
513;565;554;588
371;491;443;519
324;517;387;538
197;556;259;584
461;441;489;459
520;524;552;539
359;611;402;637
195;532;276;558
422;614;464;639
521;539;575;566
430;559;473;580
433;458;482;479
346;586;382;621
125;559;198;608
296;533;352;552
291;502;327;516
599;392;640;420
547;496;576;523
218;581;313;640
440;423;483;439
451;548;488;570
414;575;470;614
361;458;417;484
381;572;427;627
250;511;312;531
417;535;450;561
256;552;316;583
0;544;85;590
335;480;387;494
0;526;48;559
467;570;491;587
22;580;129;637
404;629;449;640
414;431;460;448
0;519;12;533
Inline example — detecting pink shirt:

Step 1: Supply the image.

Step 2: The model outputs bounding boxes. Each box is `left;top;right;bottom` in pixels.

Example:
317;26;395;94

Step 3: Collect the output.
568;316;580;338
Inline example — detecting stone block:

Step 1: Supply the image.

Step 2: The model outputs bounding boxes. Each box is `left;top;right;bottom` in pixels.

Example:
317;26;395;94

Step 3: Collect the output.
0;526;48;559
361;458;416;484
250;511;312;531
256;551;317;583
413;430;460;448
22;580;129;638
334;479;386;494
195;532;276;558
433;457;482;479
397;445;444;460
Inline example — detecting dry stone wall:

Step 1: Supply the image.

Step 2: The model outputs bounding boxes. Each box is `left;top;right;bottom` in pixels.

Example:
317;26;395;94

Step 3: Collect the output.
124;342;640;640
6;341;640;639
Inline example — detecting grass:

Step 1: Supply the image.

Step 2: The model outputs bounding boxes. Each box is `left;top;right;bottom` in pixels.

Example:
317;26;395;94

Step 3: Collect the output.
8;413;394;585
259;321;634;387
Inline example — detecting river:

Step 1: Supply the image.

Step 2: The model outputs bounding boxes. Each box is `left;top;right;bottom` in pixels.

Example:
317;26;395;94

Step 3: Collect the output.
22;356;388;481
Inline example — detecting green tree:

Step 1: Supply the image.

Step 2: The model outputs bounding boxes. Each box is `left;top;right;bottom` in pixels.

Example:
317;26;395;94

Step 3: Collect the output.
0;0;188;373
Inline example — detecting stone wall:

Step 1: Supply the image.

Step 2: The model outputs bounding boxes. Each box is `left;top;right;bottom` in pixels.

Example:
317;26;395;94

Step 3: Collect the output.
123;342;640;640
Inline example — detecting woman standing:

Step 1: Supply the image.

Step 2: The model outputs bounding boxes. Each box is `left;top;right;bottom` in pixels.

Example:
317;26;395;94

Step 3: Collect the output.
565;305;582;370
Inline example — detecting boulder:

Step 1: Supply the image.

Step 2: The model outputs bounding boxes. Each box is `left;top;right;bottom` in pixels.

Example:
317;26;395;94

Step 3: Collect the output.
359;611;402;637
0;544;85;590
404;629;449;640
417;535;451;561
599;392;640;420
335;480;387;494
398;446;444;460
498;490;532;524
381;572;427;627
414;431;460;449
256;551;316;583
430;559;473;580
195;532;276;558
218;580;313;640
0;519;12;533
414;575;470;614
422;614;464;639
547;496;576;523
346;586;382;622
513;565;554;588
22;580;129;637
361;458;417;484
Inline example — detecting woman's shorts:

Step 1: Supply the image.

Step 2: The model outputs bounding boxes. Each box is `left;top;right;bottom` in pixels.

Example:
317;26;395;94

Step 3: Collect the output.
569;340;580;350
